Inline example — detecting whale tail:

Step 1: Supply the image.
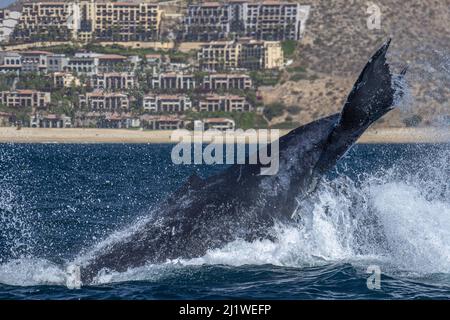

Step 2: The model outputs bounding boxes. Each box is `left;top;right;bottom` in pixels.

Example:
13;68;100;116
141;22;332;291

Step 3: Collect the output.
313;38;407;175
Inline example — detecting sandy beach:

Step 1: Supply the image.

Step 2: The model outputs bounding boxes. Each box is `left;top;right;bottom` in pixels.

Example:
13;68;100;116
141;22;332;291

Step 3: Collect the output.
0;127;448;144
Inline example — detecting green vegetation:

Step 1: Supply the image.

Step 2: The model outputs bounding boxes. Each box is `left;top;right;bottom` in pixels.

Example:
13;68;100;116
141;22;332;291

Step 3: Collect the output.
34;43;167;58
249;70;281;87
49;91;75;117
281;40;297;59
167;49;194;64
286;105;301;115
185;111;268;129
286;65;307;73
263;102;285;121
286;65;318;81
0;103;32;123
33;44;83;55
0;73;16;91
85;43;163;57
16;72;53;91
270;121;300;129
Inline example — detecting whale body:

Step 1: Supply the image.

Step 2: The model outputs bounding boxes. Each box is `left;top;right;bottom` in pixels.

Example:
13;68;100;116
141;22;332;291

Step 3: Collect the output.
79;40;407;284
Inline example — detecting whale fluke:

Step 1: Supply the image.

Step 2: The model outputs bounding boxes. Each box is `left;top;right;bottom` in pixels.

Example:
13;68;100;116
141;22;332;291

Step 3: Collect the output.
312;38;399;176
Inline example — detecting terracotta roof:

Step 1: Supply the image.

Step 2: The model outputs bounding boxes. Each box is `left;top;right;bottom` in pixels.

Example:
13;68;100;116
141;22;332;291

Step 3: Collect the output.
43;114;60;120
97;72;131;77
16;89;36;94
98;54;127;61
208;73;250;78
158;94;186;100
87;91;127;98
199;2;221;7
140;115;182;121
204;118;234;123
145;54;162;59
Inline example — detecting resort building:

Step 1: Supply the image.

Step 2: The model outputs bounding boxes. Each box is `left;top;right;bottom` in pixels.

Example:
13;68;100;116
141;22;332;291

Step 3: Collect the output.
183;1;309;41
47;54;69;73
20;51;51;73
202;73;253;90
30;113;72;128
0;9;21;43
239;39;284;70
198;95;253;112
101;113;141;129
197;41;241;71
97;54;129;73
90;72;136;91
183;2;234;41
197;39;283;71
0;90;51;109
0;51;22;73
203;117;235;130
143;94;192;113
240;1;309;41
11;1;162;43
12;2;77;42
150;73;196;91
64;55;98;75
83;1;162;42
53;72;81;88
140;115;184;130
79;92;129;111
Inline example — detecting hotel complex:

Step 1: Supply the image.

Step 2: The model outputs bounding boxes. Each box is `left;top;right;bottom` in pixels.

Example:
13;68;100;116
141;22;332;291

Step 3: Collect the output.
183;1;309;41
0;1;311;129
197;39;284;71
11;1;162;43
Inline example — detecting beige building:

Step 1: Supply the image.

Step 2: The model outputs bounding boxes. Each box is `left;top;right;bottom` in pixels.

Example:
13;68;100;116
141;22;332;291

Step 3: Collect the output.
198;39;283;71
140;115;184;130
197;41;241;71
150;73;196;91
12;2;76;42
30;113;72;128
11;1;162;43
143;94;192;113
198;95;253;112
90;72;136;91
239;39;284;70
202;73;253;91
0;90;51;110
53;72;81;88
183;1;310;41
79;91;129;111
203;117;235;131
0;9;21;43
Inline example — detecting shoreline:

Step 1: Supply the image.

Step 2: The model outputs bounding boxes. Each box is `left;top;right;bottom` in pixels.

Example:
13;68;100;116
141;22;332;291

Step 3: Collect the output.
0;127;449;144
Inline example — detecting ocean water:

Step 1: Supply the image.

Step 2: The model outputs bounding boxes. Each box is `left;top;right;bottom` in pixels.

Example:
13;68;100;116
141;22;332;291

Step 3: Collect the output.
0;142;449;300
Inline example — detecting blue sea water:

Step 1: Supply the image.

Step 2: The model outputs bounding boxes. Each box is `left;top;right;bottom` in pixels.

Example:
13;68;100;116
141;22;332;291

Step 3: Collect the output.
0;142;449;300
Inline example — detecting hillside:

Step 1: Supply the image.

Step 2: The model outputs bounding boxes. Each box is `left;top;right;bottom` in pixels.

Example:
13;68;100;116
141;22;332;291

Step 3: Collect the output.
264;0;450;128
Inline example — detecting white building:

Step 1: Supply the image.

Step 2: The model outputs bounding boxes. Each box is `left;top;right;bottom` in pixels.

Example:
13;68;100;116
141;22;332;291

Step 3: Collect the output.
203;118;235;131
143;94;192;113
0;10;21;43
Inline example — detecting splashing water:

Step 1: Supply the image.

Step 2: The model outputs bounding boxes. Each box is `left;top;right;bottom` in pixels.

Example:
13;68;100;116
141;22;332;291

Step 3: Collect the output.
0;143;448;299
